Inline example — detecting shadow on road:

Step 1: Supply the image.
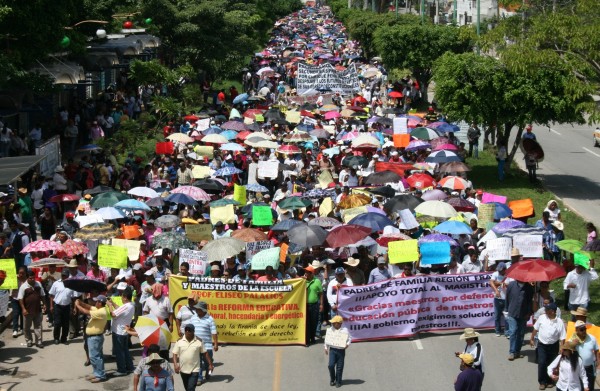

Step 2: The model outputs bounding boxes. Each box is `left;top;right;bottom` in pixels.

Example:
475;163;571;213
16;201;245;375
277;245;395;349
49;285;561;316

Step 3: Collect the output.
209;374;234;383
541;174;600;201
343;379;365;385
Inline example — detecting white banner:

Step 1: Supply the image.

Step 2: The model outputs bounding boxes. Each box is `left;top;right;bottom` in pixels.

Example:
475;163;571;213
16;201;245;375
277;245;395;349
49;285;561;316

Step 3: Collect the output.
297;63;360;96
246;240;274;262
512;234;543;258
179;249;209;275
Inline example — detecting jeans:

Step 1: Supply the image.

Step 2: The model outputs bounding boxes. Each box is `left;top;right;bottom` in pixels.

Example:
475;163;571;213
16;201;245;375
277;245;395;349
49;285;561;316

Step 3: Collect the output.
181;372;200;391
53;303;70;342
493;298;507;335
584;365;596;391
11;298;23;332
498;159;506;181
307;302;320;344
87;335;105;380
112;333;134;373
328;348;346;385
506;316;527;354
537;342;559;385
199;349;213;381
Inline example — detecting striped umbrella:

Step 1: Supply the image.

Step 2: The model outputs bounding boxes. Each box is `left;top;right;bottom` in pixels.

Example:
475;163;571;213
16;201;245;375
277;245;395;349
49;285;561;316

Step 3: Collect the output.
439;176;469;190
170;186;211;201
135;314;172;349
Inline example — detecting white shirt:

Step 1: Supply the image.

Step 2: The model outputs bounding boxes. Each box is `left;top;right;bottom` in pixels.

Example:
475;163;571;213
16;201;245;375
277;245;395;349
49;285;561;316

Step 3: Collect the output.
176;305;196;334
564;269;598;305
17;280;45;300
462;258;483;273
463;342;484;372
143;295;172;320
31;189;44;210
111;301;135;335
48;280;77;305
326;277;354;307
534;314;565;344
547;355;587;391
447;263;465;275
491;271;510;299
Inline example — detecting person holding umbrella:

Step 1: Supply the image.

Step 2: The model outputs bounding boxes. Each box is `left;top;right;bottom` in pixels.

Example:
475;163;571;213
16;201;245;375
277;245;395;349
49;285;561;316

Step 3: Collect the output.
74;295;108;383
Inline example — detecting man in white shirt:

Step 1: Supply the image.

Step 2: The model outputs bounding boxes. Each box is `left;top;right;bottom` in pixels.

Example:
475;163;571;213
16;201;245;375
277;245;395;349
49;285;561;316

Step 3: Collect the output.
326;268;353;318
107;288;135;375
462;247;485;273
212;221;231;240
564;260;598;316
49;270;78;344
529;303;565;390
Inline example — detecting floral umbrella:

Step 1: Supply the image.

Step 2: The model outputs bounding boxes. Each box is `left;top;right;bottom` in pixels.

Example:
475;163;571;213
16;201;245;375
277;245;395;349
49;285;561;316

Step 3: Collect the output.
21;239;62;253
55;239;89;258
155;215;182;229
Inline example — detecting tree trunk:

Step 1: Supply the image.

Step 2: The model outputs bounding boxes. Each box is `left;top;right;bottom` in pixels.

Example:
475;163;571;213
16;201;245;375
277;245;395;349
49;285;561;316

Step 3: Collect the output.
363;0;368;10
507;125;524;166
348;0;352;9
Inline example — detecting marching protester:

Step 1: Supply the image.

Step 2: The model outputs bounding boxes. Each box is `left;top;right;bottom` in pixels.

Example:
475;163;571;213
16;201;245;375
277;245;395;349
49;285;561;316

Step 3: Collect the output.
547;341;589;391
324;315;351;388
455;328;485;380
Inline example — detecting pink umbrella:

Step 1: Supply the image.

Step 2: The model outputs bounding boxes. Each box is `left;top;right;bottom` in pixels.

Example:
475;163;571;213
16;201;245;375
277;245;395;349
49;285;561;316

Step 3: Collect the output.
434;143;458;151
341;131;359;141
276;145;301;154
421;189;448;201
221;121;248;131
170;186;211;201
55;240;89;258
324;111;341;120
21;239;62;253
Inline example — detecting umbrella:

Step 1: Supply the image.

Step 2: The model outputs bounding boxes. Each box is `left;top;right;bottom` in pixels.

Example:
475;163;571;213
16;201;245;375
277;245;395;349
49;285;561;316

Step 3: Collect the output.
83;186;114;196
283;132;312;143
146;197;166;208
506;259;566;282
310;128;330;139
202;134;229;144
210;199;240;207
278;196;312;210
351;134;381;148
219;130;238;141
271;219;305;231
406;140;432;151
233;93;249;104
264;108;284;120
413;162;435;171
257;67;274;75
135;314;172;349
364;170;401;185
89;191;129;208
348;213;395;233
439;176;469;190
368;186;396;198
170;186;211;201
155;215;182;229
338;193;372;209
193;179;225;194
325;224;372;247
63;279;107;293
246;183;269;193
287;224;328;249
376;233;412;247
411;127;440;140
167;133;194;143
342;155;368;168
388;91;403;98
231;228;268;242
433;221;472;235
49;193;80;203
184;115;199;121
152;231;195;250
415;201;458;218
324;111;341;120
308;217;342;228
115;199;152;211
221;143;246;152
445;197;476;212
555;240;585;254
32;258;68;268
439;162;471;173
55;239;89;258
491;220;526;235
383;195;423;214
75;223;120;241
202;237;246;261
421;189;448;201
250;247;281;269
434;143;459;151
502;225;547;238
435;123;460;133
276;145;302;155
425;150;462;163
406;173;436;189
418;233;459;246
487;202;513;219
583;240;600;252
128;187;159;199
213;167;244;177
96;207;125;220
21;239;62;253
221;121;248;131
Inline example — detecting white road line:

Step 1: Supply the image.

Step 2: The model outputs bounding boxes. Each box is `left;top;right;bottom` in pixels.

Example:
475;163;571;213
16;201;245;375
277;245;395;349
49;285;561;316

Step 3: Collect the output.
413;338;424;350
549;128;562;136
583;147;600;158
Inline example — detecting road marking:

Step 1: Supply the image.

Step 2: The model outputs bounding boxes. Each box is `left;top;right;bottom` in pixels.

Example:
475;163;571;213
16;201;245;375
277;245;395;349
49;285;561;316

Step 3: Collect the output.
583;147;600;158
549;128;562;136
272;348;282;391
413;338;424;350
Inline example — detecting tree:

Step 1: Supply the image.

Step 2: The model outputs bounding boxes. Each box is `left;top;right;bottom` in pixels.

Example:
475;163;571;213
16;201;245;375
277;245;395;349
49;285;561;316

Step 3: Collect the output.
373;23;473;101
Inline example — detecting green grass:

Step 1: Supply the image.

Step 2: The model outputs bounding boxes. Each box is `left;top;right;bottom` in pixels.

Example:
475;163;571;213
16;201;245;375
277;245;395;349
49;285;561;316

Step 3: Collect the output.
468;149;598;323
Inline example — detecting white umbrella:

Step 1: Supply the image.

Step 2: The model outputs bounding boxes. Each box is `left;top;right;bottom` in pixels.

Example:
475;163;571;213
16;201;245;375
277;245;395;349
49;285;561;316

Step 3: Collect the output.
415;201;458;219
351;134;381;148
220;143;246;152
257;67;274;75
96;207;125;220
202;134;229;144
202;237;246;262
166;133;194;143
128;187;159;199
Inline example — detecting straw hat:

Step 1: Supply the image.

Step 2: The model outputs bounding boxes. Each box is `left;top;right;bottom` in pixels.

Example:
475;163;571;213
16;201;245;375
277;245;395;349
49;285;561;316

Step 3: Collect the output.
562;340;578;352
511;248;521;257
570;307;588;317
344;257;359;267
459;328;480;340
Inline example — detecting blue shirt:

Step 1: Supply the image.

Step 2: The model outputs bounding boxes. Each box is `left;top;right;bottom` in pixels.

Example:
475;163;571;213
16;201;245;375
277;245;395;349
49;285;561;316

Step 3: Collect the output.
576;334;599;367
139;368;174;391
189;313;217;350
368;267;392;284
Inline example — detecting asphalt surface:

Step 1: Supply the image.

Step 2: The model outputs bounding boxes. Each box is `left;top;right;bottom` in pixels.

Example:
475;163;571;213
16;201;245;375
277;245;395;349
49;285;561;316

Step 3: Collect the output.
508;122;600;227
1;324;545;391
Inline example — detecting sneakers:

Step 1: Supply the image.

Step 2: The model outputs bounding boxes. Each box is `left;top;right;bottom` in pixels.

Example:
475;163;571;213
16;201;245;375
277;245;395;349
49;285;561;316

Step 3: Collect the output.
508;354;515;361
495;333;501;337
12;330;18;338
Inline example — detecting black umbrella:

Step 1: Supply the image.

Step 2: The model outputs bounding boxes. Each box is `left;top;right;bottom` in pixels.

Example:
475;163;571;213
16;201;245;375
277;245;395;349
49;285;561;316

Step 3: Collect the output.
193;179;225;194
368;186;396;198
64;279;107;293
264;108;284;120
341;155;368;168
241;201;268;215
364;170;402;185
146;197;166;208
83;186;114;196
376;117;393;126
300;103;318;111
247;122;261;131
382;107;404;115
383;195;424;214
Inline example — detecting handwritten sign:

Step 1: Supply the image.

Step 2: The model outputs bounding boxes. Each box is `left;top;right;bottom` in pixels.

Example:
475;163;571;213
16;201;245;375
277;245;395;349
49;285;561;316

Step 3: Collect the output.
258;161;279;179
192;165;211;179
387;239;419;264
98;244;128;269
233;184;247;205
512;235;543;258
111;239;141;261
477;203;496;229
0;259;18;289
210;204;236;224
486;237;512;261
398;209;419;230
419;241;451;265
252;206;273;226
185;224;213;242
508;198;535;219
319;198;334;217
246;240;274;262
250;247;280;270
324;328;350;349
179;249;209;275
482;192;507;204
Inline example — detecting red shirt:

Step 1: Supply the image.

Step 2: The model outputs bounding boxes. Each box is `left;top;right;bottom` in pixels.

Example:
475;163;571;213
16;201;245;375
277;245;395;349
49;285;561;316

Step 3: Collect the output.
217;92;225;102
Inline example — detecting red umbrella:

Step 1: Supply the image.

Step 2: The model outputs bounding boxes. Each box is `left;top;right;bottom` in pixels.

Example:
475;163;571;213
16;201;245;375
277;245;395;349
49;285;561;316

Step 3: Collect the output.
433;143;458;151
388;91;404;99
445;197;476;212
325;224;372;248
49;194;80;203
346;105;366;112
406;173;436;190
184;115;199;122
243;109;265;119
505;259;566;282
300;110;315;118
376;232;412;247
236;130;253;140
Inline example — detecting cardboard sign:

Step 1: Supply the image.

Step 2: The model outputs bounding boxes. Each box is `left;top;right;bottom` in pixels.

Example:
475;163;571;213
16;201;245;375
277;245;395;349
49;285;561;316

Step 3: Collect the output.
258;161;279;179
156;141;174;155
196;118;210;131
185;224;213;242
398;209;419;230
393;117;408;135
233;184;247;205
486;238;512;261
419;241;451;265
319;198;334;217
508;198;535;219
341;206;368;223
210;204;236;224
477;203;496;229
250;247;280;270
318;170;334;189
511;235;543;258
98;244;128;269
246;240;274;262
179;249;209;275
393;134;410;148
482;192;507;204
111;239;141;261
0;259;18;289
192;165;211;179
193;145;214;159
387;239;419;264
252;206;273;226
324;328;349;349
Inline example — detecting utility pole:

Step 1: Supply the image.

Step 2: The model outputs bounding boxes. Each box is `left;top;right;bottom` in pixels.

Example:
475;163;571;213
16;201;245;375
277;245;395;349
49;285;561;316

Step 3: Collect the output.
396;0;399;18
476;0;480;36
453;0;457;24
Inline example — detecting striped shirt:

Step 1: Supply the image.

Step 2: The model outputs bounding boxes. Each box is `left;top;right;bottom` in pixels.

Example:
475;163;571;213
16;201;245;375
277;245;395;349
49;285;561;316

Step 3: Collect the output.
189;314;217;350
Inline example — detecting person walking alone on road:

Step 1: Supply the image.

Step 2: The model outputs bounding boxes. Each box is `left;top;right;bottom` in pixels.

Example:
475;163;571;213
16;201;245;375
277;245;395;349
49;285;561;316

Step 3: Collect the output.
172;323;214;391
325;315;351;388
455;328;485;381
454;353;483;391
525;151;538;183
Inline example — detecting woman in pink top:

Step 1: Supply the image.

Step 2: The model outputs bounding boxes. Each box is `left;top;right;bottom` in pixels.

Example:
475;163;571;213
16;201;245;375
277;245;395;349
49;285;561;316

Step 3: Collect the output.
586;223;597;243
86;261;106;282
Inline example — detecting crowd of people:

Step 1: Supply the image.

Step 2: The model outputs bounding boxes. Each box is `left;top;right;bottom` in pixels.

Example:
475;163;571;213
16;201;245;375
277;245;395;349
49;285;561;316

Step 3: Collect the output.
0;5;598;391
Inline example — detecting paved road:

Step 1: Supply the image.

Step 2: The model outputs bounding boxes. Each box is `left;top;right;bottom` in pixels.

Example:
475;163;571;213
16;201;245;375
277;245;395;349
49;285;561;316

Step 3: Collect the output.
1;324;544;391
509;122;600;227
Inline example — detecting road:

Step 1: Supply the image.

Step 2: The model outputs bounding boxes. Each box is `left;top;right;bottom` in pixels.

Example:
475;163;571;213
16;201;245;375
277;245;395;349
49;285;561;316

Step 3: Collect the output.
509;122;600;227
1;324;543;391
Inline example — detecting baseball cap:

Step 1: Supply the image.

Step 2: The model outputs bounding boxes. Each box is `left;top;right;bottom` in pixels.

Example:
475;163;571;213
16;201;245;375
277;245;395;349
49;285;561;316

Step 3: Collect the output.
496;262;507;271
133;263;143;271
459;353;474;365
335;267;345;274
575;320;587;328
544;302;558;311
184;323;195;332
377;256;386;264
94;295;107;304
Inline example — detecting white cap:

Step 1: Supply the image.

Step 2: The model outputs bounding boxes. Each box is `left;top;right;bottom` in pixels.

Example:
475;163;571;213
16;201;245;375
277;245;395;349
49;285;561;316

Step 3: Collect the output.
225;154;233;160
116;282;128;290
144;270;155;277
390;151;398;156
373;154;379;159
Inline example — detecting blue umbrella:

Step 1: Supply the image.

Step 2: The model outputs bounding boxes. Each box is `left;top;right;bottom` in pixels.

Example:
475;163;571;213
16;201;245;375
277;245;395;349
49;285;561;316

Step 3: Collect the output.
246;183;269;192
203;126;222;135
165;193;198;206
233;93;249;105
214;166;243;177
296;123;314;132
433;220;473;235
220;130;238;140
492;219;525;235
435;123;460;133
487;202;513;219
114;199;151;211
348;213;395;233
418;233;459;246
271;219;305;231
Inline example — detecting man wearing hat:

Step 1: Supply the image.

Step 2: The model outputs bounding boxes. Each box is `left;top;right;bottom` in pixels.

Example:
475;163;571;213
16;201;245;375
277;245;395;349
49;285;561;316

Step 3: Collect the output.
189;301;218;384
212;221;231;240
571;320;599;391
571;307;590;323
530;302;565;389
454;353;483;391
305;265;323;346
368;256;391;284
48;269;78;344
327;267;353;318
173;323;214;391
563;257;598;316
456;328;484;377
343;257;365;286
74;295;108;383
324;315;351;388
